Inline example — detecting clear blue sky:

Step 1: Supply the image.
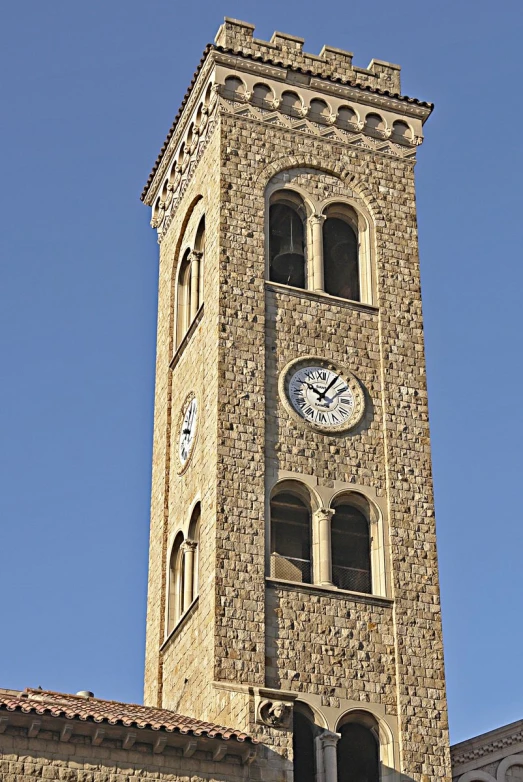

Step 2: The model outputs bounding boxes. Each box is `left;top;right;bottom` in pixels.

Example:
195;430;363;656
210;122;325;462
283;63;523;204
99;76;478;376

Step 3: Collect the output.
1;0;522;745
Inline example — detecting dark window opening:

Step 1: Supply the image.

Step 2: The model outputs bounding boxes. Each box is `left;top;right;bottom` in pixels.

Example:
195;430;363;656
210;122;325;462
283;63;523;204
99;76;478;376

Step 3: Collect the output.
293;710;316;782
270;492;311;583
337;722;379;782
269;203;306;289
323;216;360;301
331;504;371;593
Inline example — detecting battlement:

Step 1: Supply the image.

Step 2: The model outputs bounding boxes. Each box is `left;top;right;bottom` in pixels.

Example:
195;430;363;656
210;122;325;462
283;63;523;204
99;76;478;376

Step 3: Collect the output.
215;18;401;94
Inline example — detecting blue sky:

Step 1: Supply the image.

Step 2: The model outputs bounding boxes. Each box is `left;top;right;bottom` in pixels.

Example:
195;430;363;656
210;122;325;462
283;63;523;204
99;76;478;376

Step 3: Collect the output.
1;0;522;745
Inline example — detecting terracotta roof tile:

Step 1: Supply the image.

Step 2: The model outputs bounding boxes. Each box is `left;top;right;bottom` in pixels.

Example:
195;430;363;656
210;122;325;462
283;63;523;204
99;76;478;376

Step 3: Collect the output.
140;44;433;202
0;689;256;744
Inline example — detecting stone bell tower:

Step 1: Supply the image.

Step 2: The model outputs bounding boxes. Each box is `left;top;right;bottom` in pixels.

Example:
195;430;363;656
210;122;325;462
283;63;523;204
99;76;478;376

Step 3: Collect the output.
141;17;451;782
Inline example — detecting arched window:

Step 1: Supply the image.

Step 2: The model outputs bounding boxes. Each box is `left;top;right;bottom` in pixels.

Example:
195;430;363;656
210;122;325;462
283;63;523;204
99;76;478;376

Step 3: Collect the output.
293;706;316;782
337;713;380;782
252;82;273;107
223;76;245;98
167;532;185;634
331;499;371;593
194;216;205;309
269;192;306;289
176;250;191;347
187;502;201;600
309;98;330;122
323;205;360;302
270;490;311;583
392;120;413;144
280;90;302;117
364;112;386;137
176;216;204;348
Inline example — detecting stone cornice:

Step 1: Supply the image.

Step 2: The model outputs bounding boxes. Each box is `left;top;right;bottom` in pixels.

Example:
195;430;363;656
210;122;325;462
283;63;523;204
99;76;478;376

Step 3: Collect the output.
142;43;432;204
451;720;523;767
215;50;431;120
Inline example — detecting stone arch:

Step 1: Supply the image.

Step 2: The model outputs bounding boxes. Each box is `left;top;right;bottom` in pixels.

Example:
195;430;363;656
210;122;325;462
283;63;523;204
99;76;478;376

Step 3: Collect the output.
172;196;205;349
459;772;497;782
269;479;320;585
497;756;523;782
256;156;386;228
294;699;328;730
270;477;322;512
329;490;387;597
335;708;395;771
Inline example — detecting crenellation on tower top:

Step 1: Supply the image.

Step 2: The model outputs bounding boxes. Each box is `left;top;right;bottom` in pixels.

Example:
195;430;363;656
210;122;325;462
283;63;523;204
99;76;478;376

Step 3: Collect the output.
214;17;401;93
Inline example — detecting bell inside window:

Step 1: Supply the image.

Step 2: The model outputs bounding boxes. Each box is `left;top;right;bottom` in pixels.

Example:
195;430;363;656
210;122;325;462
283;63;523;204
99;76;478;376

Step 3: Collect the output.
269;202;306;289
323;209;360;301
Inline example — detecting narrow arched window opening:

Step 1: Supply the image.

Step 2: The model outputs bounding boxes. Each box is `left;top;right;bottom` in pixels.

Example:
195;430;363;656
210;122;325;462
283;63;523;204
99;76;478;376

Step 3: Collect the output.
194;217;205;310
167;533;185;634
269;194;306;289
323;207;360;302
331;503;371;593
337;720;379;782
293;709;316;782
176;250;192;347
188;502;201;600
270;491;311;583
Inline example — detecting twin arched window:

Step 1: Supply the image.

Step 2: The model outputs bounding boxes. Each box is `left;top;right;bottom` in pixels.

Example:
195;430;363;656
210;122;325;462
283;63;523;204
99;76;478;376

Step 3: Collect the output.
268;191;369;303
270;486;376;595
293;705;381;782
176;216;205;348
167;503;200;635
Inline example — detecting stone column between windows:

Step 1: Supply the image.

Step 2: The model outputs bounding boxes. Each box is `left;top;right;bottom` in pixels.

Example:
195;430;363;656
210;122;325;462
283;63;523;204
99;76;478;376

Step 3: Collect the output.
312;508;335;586
181;540;197;610
309;214;326;292
189;251;202;321
315;730;341;782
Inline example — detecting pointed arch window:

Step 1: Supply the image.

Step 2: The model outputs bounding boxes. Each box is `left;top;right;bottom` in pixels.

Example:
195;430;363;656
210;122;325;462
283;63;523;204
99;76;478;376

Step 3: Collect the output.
323;205;360;302
269;192;306;289
270;490;311;583
331;500;371;594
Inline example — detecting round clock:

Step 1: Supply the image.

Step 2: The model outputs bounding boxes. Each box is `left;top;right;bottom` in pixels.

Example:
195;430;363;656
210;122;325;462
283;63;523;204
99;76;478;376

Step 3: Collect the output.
279;357;365;433
178;393;198;471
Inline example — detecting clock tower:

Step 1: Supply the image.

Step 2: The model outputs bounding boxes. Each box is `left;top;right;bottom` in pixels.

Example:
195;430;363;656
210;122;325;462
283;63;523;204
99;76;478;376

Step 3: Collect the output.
141;18;451;782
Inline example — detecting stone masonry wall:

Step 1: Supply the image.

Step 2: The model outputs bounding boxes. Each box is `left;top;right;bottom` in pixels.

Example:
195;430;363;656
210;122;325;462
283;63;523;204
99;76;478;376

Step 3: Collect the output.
144;127;221;720
213;109;451;779
0;730;253;782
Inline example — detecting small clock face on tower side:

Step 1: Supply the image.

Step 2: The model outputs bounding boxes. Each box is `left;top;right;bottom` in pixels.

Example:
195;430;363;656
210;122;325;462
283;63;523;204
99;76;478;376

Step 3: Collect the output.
178;395;198;469
280;358;365;433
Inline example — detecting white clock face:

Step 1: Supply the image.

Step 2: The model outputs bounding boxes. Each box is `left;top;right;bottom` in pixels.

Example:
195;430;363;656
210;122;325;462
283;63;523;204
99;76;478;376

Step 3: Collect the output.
279;357;365;433
179;397;198;467
289;366;355;428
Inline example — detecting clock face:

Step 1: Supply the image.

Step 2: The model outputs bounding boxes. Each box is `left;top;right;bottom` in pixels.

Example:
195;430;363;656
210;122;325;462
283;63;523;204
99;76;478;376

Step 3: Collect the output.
279;357;365;433
179;396;198;468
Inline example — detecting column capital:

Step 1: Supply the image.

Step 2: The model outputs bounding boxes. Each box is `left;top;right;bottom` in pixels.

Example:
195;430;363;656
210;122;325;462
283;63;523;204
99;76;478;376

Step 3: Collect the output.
188;250;203;263
318;729;341;749
313;507;335;522
309;212;326;226
181;539;198;553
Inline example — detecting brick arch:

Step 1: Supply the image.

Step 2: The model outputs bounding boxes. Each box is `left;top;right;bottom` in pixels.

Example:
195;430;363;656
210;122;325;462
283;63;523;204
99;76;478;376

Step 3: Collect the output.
256;155;386;226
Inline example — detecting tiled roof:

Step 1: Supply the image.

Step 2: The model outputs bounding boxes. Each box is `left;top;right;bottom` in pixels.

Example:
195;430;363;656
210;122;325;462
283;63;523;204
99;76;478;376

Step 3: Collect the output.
140;44;433;202
0;689;255;744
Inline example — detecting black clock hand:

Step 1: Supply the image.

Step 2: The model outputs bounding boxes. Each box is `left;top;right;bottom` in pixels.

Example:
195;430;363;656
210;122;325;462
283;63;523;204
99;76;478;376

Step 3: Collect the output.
304;381;323;397
318;375;338;400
